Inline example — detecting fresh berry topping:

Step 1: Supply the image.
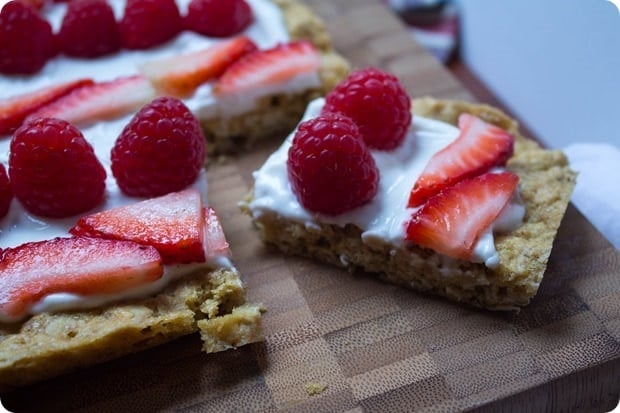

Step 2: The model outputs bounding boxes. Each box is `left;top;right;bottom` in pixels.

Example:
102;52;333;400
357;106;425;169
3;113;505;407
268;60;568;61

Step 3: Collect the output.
185;0;253;38
27;76;156;127
405;171;519;260
408;113;515;207
58;0;121;58
287;112;379;215
0;237;163;322
0;79;94;136
0;164;12;219
322;67;411;150
0;1;56;74
215;41;320;97
9;118;106;218
15;0;48;10
119;0;182;49
111;97;206;197
71;189;210;264
202;206;230;260
139;35;258;97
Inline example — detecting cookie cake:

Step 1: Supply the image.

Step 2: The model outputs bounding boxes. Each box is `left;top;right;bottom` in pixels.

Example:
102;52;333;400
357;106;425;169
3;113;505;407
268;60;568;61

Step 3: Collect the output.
0;0;347;388
242;68;577;311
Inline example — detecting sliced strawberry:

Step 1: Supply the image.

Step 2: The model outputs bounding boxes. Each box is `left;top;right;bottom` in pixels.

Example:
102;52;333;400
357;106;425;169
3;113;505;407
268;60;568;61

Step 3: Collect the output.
0;236;163;322
214;41;320;97
26;75;156;126
70;189;207;264
405;171;519;260
139;36;257;97
0;79;94;135
408;113;515;208
202;207;230;260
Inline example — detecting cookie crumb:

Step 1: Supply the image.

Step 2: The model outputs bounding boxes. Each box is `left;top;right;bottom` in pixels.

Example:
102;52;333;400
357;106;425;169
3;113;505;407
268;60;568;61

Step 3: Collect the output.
304;382;327;396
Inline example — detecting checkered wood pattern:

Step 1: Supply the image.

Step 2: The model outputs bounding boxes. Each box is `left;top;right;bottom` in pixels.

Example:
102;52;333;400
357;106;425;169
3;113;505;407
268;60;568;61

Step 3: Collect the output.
3;1;619;412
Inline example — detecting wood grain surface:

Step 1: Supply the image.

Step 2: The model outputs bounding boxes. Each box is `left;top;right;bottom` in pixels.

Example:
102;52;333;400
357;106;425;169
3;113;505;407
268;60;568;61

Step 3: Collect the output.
3;1;619;412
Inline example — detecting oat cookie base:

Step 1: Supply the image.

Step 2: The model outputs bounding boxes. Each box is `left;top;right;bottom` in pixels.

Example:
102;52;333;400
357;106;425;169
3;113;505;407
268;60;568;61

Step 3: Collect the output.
0;266;264;389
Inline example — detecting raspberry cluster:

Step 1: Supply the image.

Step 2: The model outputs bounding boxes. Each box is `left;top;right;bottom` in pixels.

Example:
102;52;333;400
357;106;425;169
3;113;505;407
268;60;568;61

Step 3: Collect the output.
287;68;412;215
0;0;254;75
3;97;205;219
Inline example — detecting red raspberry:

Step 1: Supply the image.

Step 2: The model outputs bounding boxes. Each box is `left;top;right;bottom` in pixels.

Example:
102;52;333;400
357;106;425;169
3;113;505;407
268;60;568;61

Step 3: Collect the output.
58;0;121;58
16;0;47;10
111;97;206;197
287;112;379;215
323;67;412;151
0;1;56;74
0;164;13;219
9;118;107;218
185;0;253;38
119;0;182;49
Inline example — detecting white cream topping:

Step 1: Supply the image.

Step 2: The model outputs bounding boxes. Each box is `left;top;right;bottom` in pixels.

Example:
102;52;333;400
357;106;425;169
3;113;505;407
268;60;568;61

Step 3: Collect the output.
29;257;233;320
194;71;323;119
0;0;291;319
249;98;525;269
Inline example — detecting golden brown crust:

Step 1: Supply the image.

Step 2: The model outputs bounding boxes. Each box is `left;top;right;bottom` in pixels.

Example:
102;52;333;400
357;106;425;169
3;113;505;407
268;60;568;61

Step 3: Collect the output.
203;0;349;156
242;98;577;311
0;266;264;389
271;0;333;51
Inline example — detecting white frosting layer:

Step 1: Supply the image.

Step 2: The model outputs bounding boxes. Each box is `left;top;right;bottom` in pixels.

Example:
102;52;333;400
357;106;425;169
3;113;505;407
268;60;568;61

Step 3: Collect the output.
0;0;291;320
248;98;525;268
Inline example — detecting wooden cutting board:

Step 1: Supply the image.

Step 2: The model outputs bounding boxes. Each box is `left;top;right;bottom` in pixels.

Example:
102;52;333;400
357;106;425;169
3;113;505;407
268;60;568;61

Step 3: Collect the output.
3;1;619;411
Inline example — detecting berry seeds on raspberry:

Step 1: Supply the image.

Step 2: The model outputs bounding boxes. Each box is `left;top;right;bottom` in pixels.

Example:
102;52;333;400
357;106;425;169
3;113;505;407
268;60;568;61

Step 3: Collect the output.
111;97;206;197
58;0;121;58
119;0;182;49
0;1;56;74
9;118;106;218
185;0;254;38
323;67;412;151
287;112;379;215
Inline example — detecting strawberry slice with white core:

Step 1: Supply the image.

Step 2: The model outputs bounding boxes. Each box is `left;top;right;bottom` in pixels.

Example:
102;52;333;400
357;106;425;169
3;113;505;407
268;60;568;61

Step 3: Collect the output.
408;113;514;208
202;207;231;260
26;75;156;127
0;78;94;135
139;35;258;98
214;41;321;106
70;189;207;264
405;171;519;261
0;236;163;322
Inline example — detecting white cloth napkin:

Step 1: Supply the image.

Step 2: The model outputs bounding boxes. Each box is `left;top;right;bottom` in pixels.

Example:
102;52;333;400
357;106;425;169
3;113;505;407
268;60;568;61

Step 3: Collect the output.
563;142;620;249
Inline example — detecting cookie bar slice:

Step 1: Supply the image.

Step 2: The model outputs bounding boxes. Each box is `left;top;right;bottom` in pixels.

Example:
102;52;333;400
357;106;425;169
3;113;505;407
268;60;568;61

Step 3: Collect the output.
0;191;264;389
241;69;576;310
198;0;350;155
0;99;263;389
0;0;350;156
